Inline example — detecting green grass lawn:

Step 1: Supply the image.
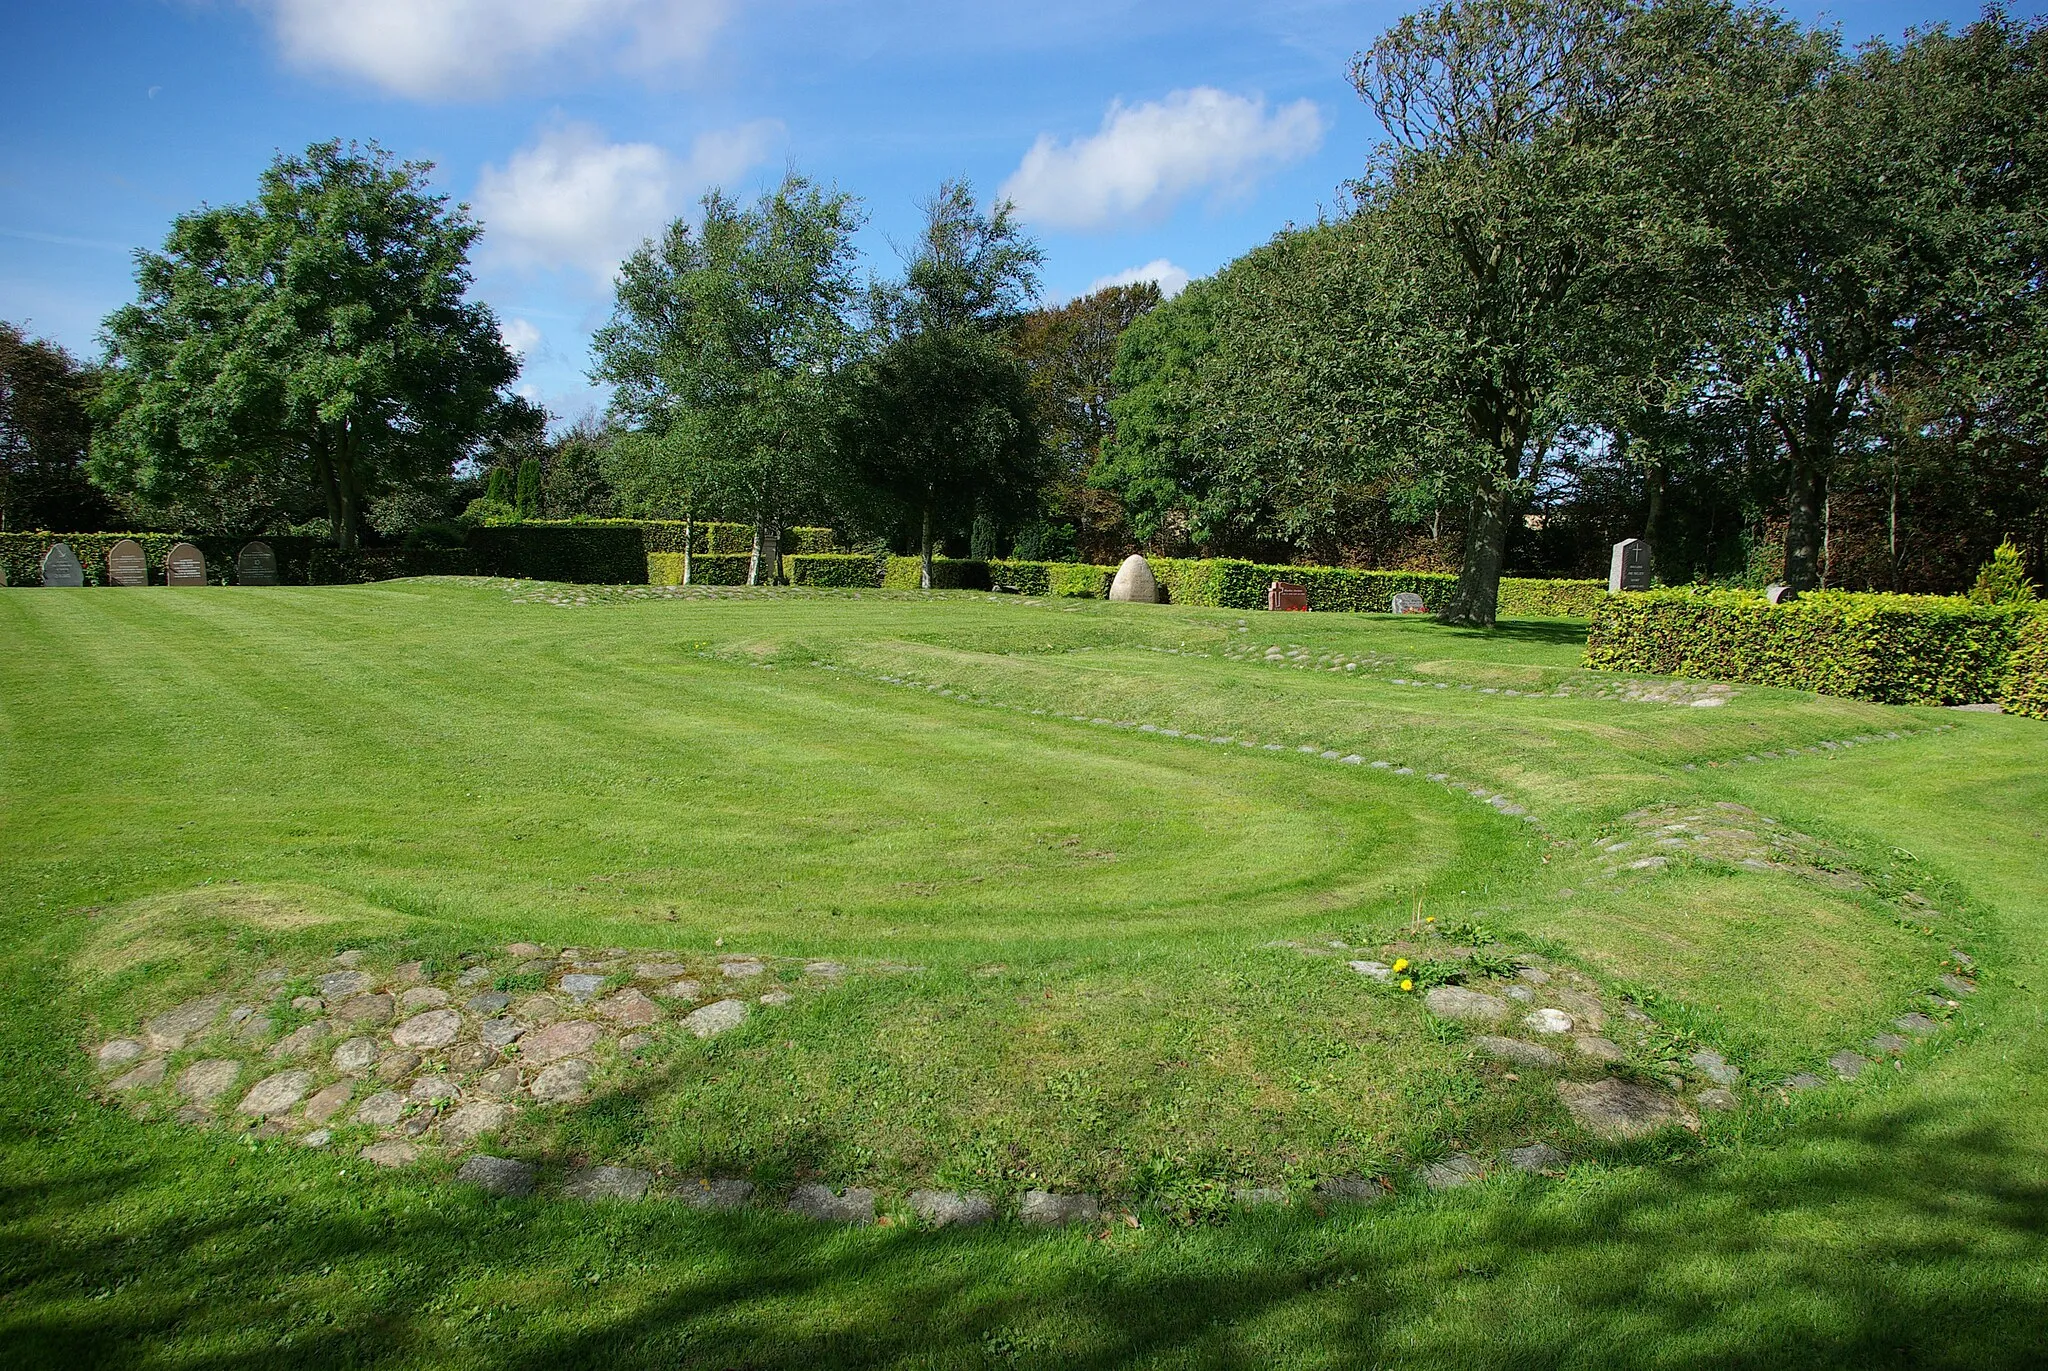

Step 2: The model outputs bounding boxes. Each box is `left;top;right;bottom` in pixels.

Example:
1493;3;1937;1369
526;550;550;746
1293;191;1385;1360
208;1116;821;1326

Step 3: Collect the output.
1;579;2043;1367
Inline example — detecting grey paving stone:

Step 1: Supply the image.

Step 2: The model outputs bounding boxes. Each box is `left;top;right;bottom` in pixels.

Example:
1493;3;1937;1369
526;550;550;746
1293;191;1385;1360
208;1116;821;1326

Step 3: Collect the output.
684;999;748;1039
557;974;607;999
1689;1049;1742;1086
398;987;450;1012
908;1189;994;1226
1870;1033;1911;1056
1473;1035;1563;1068
564;1165;654;1201
1423;986;1509;1024
97;1038;148;1070
1523;1008;1574;1035
1313;1176;1386;1206
354;1091;407;1127
1573;1036;1627;1064
239;1069;314;1117
455;1155;535;1197
332;1037;380;1073
440;1102;515;1145
518;1020;601;1064
676;1178;755;1211
392;1009;462;1050
1696;1088;1738;1112
144;995;229;1051
268;1021;330;1059
1895;1013;1941;1037
303;1081;354;1124
1018;1190;1099;1226
1828;1050;1868;1079
786;1184;876;1224
1502;1144;1566;1173
1556;1078;1696;1140
177;1058;241;1104
529;1059;592;1104
317;972;370;999
478;1017;526;1048
1421;1154;1486;1189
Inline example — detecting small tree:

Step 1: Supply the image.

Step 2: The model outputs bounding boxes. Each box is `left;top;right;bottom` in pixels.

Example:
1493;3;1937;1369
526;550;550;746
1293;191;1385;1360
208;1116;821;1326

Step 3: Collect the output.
514;456;541;519
92;140;518;548
1970;538;2039;605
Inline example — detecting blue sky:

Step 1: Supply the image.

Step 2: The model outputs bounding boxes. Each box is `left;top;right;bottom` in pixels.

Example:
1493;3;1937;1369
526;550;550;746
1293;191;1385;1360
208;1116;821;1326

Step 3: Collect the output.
0;0;1995;423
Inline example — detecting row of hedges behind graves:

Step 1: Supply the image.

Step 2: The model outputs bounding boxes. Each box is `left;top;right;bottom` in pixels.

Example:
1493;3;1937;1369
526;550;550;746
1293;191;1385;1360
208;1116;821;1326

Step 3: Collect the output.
1997;611;2048;719
1585;588;2042;705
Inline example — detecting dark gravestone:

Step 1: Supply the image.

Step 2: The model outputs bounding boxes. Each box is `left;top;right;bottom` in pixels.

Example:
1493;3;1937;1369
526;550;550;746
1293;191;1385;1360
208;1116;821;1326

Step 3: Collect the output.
165;542;208;587
237;541;279;586
107;539;148;587
1608;538;1652;593
40;542;86;588
1391;591;1428;614
1267;581;1309;612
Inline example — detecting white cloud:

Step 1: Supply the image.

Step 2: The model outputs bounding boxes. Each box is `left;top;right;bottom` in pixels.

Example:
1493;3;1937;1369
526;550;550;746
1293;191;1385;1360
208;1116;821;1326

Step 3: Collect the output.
1087;258;1190;299
499;317;543;358
473;120;782;285
1001;88;1325;231
248;0;728;100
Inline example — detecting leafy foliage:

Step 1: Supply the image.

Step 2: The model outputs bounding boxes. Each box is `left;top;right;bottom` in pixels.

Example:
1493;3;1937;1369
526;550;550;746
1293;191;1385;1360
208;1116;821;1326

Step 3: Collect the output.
0;322;116;533
1970;539;2039;606
1586;588;2036;704
89;141;517;548
2001;612;2048;720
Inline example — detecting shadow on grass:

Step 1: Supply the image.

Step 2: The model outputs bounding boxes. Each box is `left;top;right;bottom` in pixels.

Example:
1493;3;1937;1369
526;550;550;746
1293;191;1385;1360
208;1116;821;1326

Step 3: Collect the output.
4;1094;2045;1370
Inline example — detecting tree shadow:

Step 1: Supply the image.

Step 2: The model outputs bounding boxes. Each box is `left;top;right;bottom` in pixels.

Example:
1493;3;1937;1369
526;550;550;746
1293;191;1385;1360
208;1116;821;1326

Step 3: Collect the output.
5;1093;2045;1369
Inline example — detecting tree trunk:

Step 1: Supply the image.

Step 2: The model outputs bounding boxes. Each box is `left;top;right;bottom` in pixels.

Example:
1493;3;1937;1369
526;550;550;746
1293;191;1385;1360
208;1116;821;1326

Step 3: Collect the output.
749;520;780;586
1439;482;1511;627
333;420;360;553
1782;457;1828;593
920;502;934;590
313;438;343;547
682;509;694;586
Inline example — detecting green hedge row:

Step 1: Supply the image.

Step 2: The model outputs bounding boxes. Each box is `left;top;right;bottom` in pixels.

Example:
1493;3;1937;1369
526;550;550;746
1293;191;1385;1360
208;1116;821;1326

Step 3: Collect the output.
1499;578;1609;618
988;560;1118;597
469;525;646;583
646;553;758;586
519;520;833;555
1585;588;2038;705
2002;613;2048;719
881;556;993;590
309;547;480;583
789;554;883;587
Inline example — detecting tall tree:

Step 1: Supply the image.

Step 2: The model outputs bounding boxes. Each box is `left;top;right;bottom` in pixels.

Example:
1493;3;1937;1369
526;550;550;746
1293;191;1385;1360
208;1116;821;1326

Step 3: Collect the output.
592;175;865;584
1011;282;1161;557
91;140;518;549
837;182;1047;585
0;322;116;532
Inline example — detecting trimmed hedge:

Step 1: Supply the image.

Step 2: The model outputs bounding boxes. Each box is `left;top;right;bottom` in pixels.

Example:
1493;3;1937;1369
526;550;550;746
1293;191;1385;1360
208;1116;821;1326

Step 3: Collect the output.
1151;559;1453;612
468;525;647;583
790;554;885;588
2001;612;2048;719
647;553;758;586
988;559;1117;597
882;556;993;590
1586;588;2036;705
1499;578;1609;618
309;547;480;583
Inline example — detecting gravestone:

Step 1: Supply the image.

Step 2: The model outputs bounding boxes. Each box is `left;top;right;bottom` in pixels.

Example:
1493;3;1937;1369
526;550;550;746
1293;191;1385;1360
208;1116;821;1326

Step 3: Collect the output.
236;541;279;586
1765;583;1798;606
107;539;148;587
1390;591;1428;614
1108;553;1159;604
165;542;207;587
1267;581;1308;612
40;542;85;588
1608;538;1652;593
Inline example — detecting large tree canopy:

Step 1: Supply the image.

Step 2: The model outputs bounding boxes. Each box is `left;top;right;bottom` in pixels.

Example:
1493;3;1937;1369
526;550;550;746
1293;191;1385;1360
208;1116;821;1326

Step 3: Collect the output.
90;140;517;549
0;321;117;533
592;174;865;583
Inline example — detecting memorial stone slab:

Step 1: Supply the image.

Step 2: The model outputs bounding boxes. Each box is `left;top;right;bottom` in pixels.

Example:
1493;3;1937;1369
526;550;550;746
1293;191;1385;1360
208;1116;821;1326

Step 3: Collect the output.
1609;538;1652;593
1390;591;1428;614
165;542;207;587
107;539;148;587
40;542;85;588
236;540;279;586
1108;553;1159;604
1267;580;1309;612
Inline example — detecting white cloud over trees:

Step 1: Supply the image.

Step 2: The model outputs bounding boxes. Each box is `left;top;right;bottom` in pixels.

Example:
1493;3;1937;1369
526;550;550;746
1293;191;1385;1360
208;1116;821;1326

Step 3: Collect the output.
473;120;782;284
1000;88;1324;231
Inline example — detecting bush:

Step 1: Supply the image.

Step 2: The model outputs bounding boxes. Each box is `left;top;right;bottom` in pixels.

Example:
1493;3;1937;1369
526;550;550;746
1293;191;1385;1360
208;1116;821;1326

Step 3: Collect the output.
1499;578;1609;618
882;557;992;590
1585;588;2036;705
987;559;1116;597
790;554;885;588
2001;612;2048;720
1150;558;1456;611
1970;538;2039;605
647;553;755;586
468;525;647;583
308;547;479;584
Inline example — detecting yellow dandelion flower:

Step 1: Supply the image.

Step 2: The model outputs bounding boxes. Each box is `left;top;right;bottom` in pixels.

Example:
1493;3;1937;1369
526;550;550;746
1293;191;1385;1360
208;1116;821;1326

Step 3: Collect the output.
1400;978;1414;992
1392;958;1409;973
1425;916;1435;924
